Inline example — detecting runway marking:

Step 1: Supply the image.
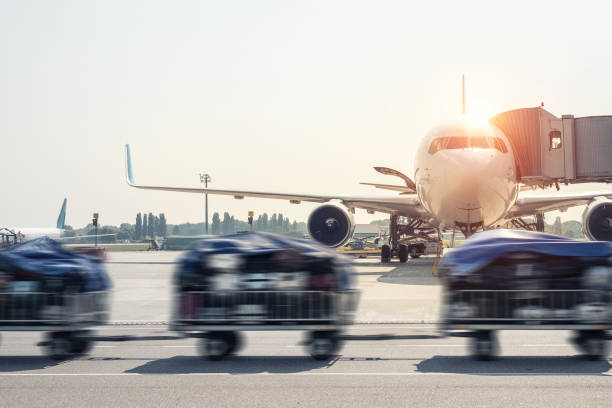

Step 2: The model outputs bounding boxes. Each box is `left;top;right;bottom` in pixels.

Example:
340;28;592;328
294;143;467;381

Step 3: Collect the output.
162;346;196;348
0;372;610;377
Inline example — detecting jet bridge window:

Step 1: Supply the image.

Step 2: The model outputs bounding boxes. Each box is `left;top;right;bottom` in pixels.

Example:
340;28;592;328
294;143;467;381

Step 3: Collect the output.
428;136;508;154
549;130;562;150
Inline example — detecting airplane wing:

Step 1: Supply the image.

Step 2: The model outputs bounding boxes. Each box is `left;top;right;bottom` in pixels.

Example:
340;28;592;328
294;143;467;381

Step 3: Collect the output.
508;190;612;218
125;145;426;217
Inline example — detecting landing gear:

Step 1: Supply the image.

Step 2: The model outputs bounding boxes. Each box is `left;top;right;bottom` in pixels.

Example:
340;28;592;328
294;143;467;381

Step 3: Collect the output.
398;244;409;263
384;215;439;263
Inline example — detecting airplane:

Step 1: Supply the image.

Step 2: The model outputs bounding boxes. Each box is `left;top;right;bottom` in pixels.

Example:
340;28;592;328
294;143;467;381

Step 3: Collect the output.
123;84;612;261
8;198;68;241
7;198;115;243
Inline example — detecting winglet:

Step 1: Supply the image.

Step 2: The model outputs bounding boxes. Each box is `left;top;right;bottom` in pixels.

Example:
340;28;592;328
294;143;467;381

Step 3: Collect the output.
56;198;67;229
125;144;135;186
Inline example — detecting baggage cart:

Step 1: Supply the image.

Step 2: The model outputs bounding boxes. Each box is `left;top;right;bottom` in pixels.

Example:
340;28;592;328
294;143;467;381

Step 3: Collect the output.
439;230;612;361
171;289;360;360
0;289;110;359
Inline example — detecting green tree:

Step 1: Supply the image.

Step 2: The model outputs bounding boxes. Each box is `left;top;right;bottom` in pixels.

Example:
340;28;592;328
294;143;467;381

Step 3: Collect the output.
222;212;232;234
134;213;142;241
262;213;269;231
230;216;236;233
158;213;167;237
211;212;221;235
142;213;148;240
148;213;155;238
278;214;284;232
119;223;134;241
270;214;278;232
553;216;562;236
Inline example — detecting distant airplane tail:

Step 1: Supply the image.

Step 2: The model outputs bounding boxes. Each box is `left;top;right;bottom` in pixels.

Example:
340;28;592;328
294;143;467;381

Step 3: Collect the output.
56;198;67;229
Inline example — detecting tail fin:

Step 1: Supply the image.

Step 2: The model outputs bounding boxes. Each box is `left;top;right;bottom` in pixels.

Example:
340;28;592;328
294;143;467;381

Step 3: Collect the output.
125;144;135;185
56;198;67;229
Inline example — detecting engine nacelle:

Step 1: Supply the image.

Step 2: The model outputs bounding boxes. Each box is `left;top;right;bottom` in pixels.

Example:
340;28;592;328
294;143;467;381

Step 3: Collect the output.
307;205;355;247
582;198;612;241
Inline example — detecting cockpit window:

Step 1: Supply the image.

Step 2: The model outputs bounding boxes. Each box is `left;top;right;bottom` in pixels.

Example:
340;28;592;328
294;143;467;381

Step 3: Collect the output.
428;136;508;154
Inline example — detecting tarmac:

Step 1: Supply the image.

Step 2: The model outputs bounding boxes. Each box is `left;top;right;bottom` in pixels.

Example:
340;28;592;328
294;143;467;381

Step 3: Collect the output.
1;251;611;407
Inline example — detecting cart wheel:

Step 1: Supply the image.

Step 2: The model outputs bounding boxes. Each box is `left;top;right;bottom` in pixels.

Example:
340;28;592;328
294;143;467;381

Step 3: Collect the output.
308;331;340;361
44;332;72;361
469;331;498;361
223;331;243;355
69;332;93;355
199;333;231;361
398;244;409;263
575;330;608;360
381;245;391;263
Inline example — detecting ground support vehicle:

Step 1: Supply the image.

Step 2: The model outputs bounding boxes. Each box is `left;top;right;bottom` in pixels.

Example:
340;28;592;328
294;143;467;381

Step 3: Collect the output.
380;215;442;263
171;289;360;361
0;290;110;359
439;230;612;361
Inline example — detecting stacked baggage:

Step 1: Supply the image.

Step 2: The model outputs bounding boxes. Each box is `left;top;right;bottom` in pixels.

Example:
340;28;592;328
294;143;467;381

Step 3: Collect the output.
0;237;112;359
440;230;612;360
171;231;359;360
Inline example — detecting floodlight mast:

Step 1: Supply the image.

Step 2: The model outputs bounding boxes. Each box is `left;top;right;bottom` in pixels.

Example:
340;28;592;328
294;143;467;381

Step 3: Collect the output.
199;173;211;234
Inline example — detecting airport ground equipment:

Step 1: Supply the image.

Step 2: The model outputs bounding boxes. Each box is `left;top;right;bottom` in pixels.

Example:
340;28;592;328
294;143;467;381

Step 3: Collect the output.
381;215;442;263
170;232;360;360
0;237;112;359
439;230;612;360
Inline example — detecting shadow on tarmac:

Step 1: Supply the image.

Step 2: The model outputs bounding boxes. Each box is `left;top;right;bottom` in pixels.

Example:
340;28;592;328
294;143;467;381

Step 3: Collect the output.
416;355;612;375
125;355;336;375
0;356;62;372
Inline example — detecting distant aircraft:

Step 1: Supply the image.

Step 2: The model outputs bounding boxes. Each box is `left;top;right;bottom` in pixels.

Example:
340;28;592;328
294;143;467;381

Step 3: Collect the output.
9;198;68;241
8;198;114;242
124;79;612;258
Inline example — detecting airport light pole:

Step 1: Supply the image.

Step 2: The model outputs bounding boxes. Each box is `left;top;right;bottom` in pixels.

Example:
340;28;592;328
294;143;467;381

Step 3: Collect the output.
199;173;211;234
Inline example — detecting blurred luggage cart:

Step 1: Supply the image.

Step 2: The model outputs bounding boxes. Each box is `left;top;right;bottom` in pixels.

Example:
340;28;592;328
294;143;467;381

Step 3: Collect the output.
439;230;612;361
170;232;360;360
0;238;112;360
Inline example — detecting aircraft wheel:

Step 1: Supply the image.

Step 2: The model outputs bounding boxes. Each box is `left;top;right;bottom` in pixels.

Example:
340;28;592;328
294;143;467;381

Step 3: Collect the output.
381;245;391;263
398;244;409;263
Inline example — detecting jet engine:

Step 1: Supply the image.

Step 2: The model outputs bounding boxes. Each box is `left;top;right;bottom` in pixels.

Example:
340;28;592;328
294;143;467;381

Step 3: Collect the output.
582;198;612;241
307;205;355;247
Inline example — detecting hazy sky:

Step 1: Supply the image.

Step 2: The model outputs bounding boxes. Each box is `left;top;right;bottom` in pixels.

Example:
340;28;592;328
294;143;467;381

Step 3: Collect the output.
2;0;612;228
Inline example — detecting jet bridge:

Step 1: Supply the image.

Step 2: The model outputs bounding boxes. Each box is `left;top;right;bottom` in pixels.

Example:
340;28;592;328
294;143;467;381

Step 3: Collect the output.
490;107;612;187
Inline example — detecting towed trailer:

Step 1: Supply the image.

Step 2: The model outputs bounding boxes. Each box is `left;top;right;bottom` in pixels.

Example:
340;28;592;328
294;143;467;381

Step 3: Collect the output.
439;230;612;360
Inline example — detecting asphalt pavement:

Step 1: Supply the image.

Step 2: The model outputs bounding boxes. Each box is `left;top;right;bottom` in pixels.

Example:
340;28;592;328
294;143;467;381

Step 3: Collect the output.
0;325;611;407
1;252;611;407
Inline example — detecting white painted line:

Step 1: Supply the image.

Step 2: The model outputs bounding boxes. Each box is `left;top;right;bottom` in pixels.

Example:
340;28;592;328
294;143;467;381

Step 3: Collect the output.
162;345;196;348
95;346;116;348
399;345;461;347
521;344;569;347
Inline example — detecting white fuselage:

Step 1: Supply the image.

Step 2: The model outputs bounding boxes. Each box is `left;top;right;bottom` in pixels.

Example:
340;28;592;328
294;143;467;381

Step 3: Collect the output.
9;227;63;242
413;120;519;231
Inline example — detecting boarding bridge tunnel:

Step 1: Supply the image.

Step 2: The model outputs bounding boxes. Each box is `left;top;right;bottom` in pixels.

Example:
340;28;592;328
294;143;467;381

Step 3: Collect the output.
490;107;612;187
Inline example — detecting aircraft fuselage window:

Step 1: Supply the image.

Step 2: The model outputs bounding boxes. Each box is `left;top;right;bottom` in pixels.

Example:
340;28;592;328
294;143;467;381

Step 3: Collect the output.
428;136;508;154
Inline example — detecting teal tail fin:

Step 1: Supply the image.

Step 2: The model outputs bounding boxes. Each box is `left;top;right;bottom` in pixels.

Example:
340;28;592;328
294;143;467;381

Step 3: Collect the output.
56;198;67;229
